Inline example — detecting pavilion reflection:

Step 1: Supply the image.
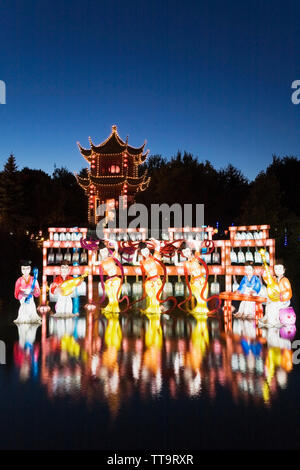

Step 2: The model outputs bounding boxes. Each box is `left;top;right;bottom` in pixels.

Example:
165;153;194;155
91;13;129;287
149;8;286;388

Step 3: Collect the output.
13;309;296;415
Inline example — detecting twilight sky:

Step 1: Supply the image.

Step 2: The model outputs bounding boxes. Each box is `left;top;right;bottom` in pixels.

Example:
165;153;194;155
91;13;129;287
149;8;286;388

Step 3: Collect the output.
0;0;299;181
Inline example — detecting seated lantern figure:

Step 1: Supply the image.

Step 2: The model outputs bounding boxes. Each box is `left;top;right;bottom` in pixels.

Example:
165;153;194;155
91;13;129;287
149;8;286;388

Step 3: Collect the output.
139;240;163;315
259;256;292;327
51;261;77;317
181;243;209;317
234;262;261;319
99;241;123;314
14;260;42;324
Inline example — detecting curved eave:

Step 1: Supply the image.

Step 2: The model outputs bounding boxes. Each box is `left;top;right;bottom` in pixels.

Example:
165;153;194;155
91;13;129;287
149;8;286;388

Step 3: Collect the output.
138;176;151;192
135;149;149;164
75;173;90;190
90;175;126;185
126;140;147;156
76;142;92;161
90;174;148;186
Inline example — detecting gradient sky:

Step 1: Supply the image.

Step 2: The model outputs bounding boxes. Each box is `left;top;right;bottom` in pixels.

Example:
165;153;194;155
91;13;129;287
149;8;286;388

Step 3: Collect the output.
0;0;299;181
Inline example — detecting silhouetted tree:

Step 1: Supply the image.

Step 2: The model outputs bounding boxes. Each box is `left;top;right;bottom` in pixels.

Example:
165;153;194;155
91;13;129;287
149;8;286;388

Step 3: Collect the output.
0;154;24;233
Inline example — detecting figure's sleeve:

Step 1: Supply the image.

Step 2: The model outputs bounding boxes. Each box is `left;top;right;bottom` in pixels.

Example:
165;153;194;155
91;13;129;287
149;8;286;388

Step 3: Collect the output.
14;278;22;300
262;270;268;285
280;278;292;302
252;276;261;294
33;279;41;297
51;276;60;294
154;250;161;260
237;277;246;293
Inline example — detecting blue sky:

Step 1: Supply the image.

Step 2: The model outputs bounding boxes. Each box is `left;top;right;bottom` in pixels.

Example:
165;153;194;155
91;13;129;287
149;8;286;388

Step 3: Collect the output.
0;0;299;180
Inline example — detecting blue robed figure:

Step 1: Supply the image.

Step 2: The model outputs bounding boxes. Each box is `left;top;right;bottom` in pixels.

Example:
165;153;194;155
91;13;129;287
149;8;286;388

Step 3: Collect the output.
237;275;261;295
234;263;262;319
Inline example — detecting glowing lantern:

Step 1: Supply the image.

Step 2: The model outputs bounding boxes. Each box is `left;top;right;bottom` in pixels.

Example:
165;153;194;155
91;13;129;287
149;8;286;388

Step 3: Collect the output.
162;274;173;298
279;306;296;325
132;275;143;297
210;275;220;295
121;276;131;296
175;275;185;296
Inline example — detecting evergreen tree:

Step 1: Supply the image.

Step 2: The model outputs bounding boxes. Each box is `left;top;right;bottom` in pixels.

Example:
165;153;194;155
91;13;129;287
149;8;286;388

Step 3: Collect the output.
0;154;24;233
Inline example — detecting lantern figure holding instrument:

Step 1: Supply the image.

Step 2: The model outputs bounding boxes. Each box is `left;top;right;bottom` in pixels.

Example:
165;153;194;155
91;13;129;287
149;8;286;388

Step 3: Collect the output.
51;261;87;317
259;251;293;328
14;261;42;324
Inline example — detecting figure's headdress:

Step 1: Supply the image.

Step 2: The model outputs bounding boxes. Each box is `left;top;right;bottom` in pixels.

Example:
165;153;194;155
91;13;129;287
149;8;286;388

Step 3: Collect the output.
20;260;32;267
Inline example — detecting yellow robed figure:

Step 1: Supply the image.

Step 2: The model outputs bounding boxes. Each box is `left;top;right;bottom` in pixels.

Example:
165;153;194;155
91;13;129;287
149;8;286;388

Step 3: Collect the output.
139;242;163;315
189;276;209;316
99;242;122;314
180;244;209;317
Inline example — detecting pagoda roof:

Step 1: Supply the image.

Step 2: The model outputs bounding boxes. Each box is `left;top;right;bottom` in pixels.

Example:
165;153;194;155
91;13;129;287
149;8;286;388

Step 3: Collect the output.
77;125;148;160
75;169;150;192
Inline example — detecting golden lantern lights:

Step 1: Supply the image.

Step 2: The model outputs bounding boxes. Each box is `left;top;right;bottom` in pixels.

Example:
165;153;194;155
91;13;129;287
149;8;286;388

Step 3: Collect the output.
123;153;128;169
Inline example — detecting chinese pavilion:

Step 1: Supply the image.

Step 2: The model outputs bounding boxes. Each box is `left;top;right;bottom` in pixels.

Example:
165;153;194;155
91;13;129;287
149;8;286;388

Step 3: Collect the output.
76;125;151;224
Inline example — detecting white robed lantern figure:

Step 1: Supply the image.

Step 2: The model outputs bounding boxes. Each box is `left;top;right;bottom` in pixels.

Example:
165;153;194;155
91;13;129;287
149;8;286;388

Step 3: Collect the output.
51;262;74;317
14;260;42;324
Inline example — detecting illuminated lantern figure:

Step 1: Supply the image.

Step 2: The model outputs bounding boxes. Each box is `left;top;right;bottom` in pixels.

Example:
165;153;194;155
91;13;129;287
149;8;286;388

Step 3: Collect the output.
139;241;163;315
234;262;261;319
99;241;123;314
180;243;209;317
14;260;42;324
259;254;293;327
51;262;75;317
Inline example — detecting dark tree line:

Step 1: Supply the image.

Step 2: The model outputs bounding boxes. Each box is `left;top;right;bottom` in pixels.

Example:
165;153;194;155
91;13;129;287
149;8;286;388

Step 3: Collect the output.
0;155;87;234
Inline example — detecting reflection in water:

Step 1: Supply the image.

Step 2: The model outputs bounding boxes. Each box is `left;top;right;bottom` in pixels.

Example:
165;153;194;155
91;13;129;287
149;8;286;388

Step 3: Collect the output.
14;323;40;381
12;310;297;418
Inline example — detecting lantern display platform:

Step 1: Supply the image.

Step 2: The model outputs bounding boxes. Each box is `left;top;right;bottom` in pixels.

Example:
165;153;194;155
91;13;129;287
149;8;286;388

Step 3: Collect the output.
41;224;275;308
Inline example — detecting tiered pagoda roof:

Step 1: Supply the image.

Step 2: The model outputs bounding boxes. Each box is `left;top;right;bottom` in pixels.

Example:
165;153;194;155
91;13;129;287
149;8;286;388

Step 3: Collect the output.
75;125;151;202
77;124;149;163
